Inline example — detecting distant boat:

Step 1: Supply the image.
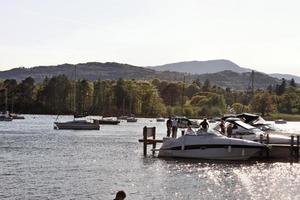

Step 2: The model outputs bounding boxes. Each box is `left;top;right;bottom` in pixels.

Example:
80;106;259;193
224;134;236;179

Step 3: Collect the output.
0;89;13;121
156;117;165;122
117;116;128;120
99;117;120;125
9;113;25;119
0;112;13;121
127;117;137;122
275;119;287;124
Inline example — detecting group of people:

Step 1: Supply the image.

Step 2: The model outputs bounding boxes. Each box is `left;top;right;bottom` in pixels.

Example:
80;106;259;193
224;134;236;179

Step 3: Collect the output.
165;117;235;137
166;117;179;138
166;117;210;137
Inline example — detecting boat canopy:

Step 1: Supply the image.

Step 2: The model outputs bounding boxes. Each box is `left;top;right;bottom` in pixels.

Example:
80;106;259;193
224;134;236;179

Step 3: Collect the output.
234;120;257;130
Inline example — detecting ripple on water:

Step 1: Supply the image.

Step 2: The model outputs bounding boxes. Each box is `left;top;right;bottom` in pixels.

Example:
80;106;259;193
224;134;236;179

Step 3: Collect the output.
1;116;300;199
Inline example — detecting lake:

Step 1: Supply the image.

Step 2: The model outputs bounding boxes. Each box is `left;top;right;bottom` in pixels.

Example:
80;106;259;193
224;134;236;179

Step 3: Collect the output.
1;115;300;199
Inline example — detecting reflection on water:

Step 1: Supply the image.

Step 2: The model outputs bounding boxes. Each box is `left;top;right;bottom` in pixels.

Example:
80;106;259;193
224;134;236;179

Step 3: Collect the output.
0;115;300;199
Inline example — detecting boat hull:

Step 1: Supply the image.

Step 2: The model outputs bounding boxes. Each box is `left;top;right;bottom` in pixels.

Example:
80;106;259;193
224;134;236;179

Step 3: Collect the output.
99;120;120;125
54;121;100;130
158;145;263;160
0;117;13;121
158;134;265;160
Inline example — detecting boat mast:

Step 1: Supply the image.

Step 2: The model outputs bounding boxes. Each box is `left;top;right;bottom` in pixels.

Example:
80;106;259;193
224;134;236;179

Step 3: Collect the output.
181;76;185;116
4;88;8;112
251;70;255;97
74;65;77;118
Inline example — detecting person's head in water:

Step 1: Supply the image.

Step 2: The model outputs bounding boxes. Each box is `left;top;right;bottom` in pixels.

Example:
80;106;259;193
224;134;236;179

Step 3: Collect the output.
114;191;126;200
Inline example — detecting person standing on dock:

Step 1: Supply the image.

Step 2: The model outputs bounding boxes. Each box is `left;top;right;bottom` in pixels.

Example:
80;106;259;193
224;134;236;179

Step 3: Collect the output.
171;118;178;138
166;117;172;137
200;118;209;130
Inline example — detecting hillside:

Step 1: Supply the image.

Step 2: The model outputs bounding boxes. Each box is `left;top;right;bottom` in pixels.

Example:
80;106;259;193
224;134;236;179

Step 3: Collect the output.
0;62;161;83
195;70;280;90
0;62;280;90
270;73;300;83
150;59;252;74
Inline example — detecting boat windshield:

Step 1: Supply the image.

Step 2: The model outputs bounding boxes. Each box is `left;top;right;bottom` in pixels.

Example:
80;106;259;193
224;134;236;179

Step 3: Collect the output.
196;128;223;136
235;120;257;130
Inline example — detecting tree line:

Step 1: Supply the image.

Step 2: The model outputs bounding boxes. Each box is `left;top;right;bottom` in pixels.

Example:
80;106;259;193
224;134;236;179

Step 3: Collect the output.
0;76;299;117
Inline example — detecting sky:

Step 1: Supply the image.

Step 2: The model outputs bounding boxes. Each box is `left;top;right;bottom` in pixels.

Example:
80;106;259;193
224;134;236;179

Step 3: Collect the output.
0;0;300;76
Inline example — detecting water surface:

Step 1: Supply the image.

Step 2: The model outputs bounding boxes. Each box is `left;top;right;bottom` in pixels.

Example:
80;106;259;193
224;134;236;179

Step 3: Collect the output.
1;115;300;199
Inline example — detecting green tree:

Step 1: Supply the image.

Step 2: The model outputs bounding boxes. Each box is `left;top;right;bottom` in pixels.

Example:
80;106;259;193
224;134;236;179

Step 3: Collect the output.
251;92;276;116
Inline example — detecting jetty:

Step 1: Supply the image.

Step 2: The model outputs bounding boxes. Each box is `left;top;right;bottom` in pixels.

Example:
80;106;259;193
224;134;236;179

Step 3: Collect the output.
138;126;300;162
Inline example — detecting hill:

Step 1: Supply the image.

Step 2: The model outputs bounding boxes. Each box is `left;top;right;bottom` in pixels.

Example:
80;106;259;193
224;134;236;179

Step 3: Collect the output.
270;73;300;83
150;59;252;74
195;70;280;90
0;62;280;90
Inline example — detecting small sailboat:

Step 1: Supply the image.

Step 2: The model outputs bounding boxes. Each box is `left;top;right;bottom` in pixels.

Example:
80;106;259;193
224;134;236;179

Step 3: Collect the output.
54;66;100;130
54;117;100;130
0;89;13;121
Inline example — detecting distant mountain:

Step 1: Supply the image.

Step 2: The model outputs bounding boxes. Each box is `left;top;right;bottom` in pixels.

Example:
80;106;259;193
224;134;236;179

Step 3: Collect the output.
270;73;300;83
150;59;252;74
0;61;280;90
195;70;281;90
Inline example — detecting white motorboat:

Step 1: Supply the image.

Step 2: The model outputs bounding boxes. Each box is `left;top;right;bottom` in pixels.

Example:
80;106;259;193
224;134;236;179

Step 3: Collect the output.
223;118;292;144
158;128;266;160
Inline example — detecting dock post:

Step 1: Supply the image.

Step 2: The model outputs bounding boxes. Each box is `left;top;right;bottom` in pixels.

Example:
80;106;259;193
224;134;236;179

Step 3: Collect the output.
152;127;156;155
143;126;147;156
297;135;300;161
290;135;294;161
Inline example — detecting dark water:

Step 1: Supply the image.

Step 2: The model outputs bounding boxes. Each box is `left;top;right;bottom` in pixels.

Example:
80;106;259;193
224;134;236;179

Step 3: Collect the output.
1;115;300;200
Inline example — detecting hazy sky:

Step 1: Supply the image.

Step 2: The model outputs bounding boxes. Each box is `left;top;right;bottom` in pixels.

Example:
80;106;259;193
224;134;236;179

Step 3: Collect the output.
1;0;300;75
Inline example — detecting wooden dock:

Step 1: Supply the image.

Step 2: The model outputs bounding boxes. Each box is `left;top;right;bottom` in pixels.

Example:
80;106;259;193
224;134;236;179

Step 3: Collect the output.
138;126;300;161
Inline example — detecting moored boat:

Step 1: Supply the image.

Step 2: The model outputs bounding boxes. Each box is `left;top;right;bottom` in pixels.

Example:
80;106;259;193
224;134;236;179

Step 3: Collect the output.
0;111;13;121
9;113;25;119
158;128;266;160
222;118;292;144
275;119;287;124
127;117;137;122
99;118;120;125
54;118;100;130
156;117;165;122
